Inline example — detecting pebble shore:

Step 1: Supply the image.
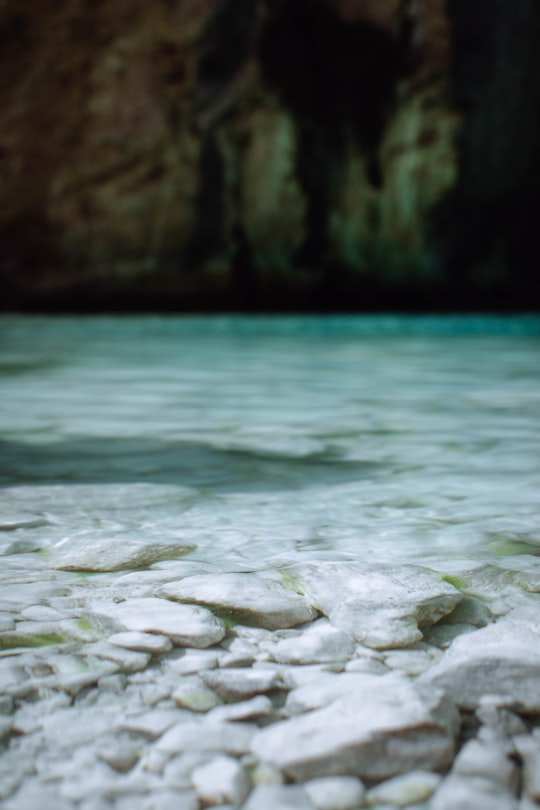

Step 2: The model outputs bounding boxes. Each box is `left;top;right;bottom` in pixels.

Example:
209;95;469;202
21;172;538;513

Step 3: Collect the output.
2;522;540;810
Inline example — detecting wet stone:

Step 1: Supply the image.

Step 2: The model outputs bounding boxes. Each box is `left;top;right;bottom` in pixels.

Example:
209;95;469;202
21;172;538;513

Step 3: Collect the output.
0;716;12;741
288;562;461;649
251;675;458;781
98;673;127;694
2;779;75;810
171;675;223;712
157;721;255;755
161;751;212;788
200;667;289;702
20;605;66;621
219;637;259;667
139;790;199;810
118;709;185;740
52;537;196;572
158;572;317;630
97;742;141;773
451;738;519;792
208;695;274;723
108;631;173;654
366;771;442;806
262;618;355;664
191;754;251;805
86;642;151;673
304;776;366;810
476;699;527;737
431;774;518;810
285;672;393;715
90;597;226;648
163;649;220;675
244;784;316;810
383;645;443;677
422;606;540;711
513;735;540;801
0;694;14;715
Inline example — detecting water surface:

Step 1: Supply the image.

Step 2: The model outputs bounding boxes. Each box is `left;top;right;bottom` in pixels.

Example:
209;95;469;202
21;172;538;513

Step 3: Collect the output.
1;315;539;571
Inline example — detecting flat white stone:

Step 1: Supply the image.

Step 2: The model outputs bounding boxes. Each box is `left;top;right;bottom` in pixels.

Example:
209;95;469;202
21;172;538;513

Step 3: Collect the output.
383;646;443;676
161;751;211;788
163;649;220;675
158;572;317;630
192;755;251;805
220;638;258;667
90;597;225;648
172;676;222;712
244;784;316;810
53;537;196;571
251;676;458;781
431;775;518;810
305;776;365;810
366;770;441;806
157;721;255;755
108;631;172;654
118;709;186;739
422;606;540;710
263;619;355;664
288;562;461;649
86;642;151;673
201;667;288;701
19;605;65;622
208;695;274;723
285;672;395;715
50;662;120;696
140;790;198;810
452;738;519;792
97;742;141;772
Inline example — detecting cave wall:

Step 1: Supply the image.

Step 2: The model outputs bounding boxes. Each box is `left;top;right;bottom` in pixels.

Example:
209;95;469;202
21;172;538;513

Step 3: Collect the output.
0;0;538;310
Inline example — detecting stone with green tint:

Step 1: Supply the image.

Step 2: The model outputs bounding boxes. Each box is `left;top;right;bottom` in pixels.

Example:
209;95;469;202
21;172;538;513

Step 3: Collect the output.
287;562;461;649
366;770;441;806
53;537;196;572
91;597;226;648
158;572;317;630
0;632;66;650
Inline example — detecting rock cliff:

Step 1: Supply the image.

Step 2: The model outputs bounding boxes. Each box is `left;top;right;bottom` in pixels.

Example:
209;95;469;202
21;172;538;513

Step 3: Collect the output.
0;0;538;309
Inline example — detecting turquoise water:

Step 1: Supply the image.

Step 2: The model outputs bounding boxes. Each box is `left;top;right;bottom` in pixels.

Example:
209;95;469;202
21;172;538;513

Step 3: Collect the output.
1;315;540;569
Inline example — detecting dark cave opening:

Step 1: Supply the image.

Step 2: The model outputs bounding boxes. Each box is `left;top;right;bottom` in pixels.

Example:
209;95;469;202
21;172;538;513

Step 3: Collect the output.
257;0;407;278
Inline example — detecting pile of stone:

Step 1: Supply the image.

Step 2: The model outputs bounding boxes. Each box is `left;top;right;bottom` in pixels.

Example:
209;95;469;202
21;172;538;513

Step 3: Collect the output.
2;551;540;809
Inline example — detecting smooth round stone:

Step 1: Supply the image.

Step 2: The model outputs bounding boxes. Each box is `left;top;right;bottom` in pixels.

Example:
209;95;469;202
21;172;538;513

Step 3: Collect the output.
192;755;251;805
366;771;442;806
98;743;141;773
305;776;365;810
172;676;222;712
108;631;173;654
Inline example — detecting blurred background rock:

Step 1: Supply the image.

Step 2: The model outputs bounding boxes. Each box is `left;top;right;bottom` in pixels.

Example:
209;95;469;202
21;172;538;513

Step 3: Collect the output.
1;0;539;311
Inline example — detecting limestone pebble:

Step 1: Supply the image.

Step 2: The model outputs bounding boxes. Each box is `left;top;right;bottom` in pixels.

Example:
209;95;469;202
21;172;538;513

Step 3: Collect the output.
90;597;226;648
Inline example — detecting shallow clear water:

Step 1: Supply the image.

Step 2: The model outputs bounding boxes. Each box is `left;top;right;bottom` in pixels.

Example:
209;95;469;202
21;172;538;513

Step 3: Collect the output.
1;314;540;571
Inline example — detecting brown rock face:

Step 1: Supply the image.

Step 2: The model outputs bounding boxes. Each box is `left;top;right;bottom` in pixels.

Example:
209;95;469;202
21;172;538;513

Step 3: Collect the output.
0;0;538;309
